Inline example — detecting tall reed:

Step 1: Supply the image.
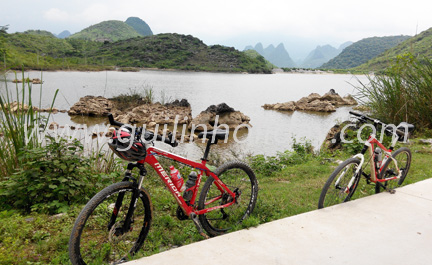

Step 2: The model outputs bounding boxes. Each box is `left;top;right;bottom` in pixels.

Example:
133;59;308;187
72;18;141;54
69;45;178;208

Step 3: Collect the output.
355;54;432;129
0;71;58;179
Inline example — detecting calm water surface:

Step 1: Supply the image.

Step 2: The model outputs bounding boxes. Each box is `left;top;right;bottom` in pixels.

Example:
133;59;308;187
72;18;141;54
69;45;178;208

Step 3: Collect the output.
2;70;367;159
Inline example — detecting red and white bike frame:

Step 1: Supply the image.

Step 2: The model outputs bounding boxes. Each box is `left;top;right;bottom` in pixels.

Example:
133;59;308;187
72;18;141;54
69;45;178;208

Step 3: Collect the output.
353;134;402;183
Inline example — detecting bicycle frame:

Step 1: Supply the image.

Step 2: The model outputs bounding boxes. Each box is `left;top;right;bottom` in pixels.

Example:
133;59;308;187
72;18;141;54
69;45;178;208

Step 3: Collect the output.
354;134;402;183
136;146;237;217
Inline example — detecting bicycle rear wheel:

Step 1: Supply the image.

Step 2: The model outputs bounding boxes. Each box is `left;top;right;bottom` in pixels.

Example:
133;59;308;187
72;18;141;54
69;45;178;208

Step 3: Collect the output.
375;147;411;193
318;158;361;209
69;181;152;265
198;161;258;237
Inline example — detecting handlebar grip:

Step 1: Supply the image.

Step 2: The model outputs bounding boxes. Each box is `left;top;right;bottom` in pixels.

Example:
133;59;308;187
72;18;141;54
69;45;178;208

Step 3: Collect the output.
108;113;125;127
349;111;363;117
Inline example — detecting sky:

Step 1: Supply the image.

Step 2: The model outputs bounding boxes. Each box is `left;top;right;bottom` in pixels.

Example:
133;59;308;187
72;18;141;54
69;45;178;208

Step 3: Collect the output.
2;0;432;61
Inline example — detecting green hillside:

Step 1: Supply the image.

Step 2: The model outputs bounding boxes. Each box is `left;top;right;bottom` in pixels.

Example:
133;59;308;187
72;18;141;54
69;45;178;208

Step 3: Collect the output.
243;49;275;69
1;33;102;70
93;33;271;72
357;27;432;71
125;17;153;36
23;30;56;38
68;20;141;42
321;35;410;69
0;32;271;73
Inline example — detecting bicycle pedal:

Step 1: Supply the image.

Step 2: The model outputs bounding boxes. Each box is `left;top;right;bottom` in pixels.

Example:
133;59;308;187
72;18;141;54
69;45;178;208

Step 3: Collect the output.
388;189;396;194
189;213;209;239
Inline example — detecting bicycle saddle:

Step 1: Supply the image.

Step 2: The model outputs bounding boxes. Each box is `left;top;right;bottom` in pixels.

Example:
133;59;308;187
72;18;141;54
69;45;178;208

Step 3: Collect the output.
198;130;228;141
397;122;415;132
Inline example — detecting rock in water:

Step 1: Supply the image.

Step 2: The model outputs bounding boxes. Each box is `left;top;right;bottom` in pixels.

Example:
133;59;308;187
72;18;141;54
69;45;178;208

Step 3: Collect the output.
262;90;357;113
115;102;192;127
189;103;251;131
68;96;114;116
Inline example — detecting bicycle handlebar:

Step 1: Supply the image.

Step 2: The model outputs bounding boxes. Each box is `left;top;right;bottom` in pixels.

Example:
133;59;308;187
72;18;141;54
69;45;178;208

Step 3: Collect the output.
108;113;178;147
156;133;179;147
108;113;125;127
348;111;406;138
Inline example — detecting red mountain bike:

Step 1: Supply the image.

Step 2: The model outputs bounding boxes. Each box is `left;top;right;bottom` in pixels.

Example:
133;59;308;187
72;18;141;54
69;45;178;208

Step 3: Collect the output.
318;111;414;209
69;114;258;264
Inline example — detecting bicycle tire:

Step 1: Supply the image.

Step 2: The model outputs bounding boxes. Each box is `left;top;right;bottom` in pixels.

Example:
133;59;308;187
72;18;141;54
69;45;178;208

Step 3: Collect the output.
69;181;152;265
375;147;411;193
198;161;258;237
318;158;361;209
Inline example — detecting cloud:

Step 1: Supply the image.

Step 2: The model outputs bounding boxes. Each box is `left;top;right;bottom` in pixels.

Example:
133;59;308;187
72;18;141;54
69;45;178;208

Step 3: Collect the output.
43;8;71;22
42;4;125;32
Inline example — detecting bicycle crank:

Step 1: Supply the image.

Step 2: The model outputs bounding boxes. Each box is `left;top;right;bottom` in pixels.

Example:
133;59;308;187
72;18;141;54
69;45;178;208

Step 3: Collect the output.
189;213;209;239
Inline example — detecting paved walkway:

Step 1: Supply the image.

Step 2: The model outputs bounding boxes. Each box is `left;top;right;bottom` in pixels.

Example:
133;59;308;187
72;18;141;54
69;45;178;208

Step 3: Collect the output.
127;179;432;265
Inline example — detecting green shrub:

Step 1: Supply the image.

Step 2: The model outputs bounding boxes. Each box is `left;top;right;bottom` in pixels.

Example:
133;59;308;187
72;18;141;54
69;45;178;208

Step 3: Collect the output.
249;138;315;176
0;136;112;214
355;54;432;129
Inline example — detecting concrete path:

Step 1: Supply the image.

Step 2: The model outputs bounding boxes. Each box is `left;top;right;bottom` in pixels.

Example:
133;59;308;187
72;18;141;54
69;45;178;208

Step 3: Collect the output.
126;179;432;265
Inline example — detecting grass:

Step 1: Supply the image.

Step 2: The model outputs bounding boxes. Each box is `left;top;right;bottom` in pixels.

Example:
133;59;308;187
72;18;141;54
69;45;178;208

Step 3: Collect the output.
1;138;431;264
0;71;58;179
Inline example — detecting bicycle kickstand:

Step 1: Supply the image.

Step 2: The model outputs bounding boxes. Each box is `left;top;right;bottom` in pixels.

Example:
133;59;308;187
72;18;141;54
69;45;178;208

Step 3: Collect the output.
189;213;209;239
378;182;396;194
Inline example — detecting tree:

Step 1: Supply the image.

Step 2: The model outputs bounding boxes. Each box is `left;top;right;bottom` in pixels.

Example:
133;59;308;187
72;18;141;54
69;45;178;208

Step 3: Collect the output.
0;24;8;35
0;25;9;69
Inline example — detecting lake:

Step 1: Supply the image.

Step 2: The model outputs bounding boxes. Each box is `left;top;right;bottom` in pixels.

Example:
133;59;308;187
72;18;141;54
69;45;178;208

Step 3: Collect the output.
1;70;368;160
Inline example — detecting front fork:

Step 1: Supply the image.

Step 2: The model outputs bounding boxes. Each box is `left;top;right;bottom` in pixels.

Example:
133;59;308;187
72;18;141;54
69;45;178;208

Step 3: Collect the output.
334;153;364;194
108;163;146;235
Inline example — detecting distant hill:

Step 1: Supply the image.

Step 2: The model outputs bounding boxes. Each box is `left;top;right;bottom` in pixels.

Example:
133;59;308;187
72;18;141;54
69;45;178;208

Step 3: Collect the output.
244;43;295;67
68;20;141;42
95;34;271;72
338;41;353;51
321;35;410;69
3;32;271;73
301;42;353;69
125;17;152;36
357;27;432;71
57;30;71;39
23;30;56;38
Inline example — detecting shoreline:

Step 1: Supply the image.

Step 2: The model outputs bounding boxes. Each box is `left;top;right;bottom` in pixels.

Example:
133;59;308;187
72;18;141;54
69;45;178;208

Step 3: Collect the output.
1;67;362;76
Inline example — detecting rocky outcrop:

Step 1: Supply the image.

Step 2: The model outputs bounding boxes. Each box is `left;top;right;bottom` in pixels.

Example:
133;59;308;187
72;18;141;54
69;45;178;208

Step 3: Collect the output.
189;103;251;131
12;78;43;84
262;90;357;113
295;92;336;112
115;102;192;127
68;97;251;133
2;102;38;112
2;101;64;113
68;96;115;116
262;101;296;111
68;96;192;128
322;120;358;150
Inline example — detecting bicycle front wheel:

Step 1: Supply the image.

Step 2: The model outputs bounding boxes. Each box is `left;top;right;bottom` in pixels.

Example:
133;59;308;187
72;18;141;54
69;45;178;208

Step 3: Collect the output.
318;158;361;209
375;147;412;193
198;161;258;237
69;181;152;265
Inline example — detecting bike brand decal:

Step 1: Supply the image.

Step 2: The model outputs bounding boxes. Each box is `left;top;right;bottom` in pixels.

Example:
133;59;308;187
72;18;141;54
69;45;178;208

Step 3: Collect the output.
154;163;182;200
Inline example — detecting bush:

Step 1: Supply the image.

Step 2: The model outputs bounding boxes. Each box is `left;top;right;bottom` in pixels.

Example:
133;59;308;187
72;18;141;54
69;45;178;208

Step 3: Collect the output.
0;136;112;214
249;138;315;176
355;54;432;129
